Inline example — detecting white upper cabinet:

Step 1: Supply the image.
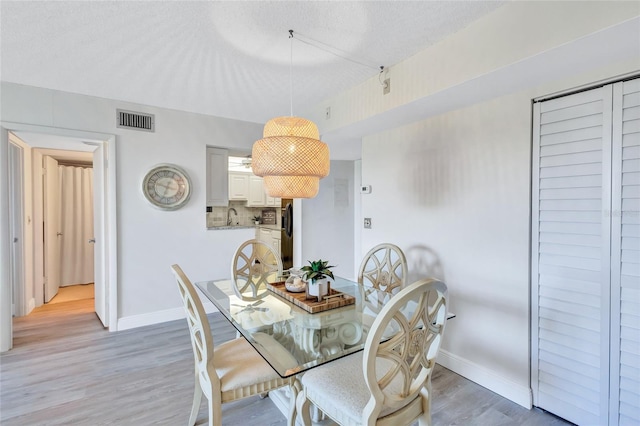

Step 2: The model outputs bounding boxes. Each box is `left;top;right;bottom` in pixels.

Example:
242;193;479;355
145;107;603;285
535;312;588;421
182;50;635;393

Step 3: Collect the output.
265;188;280;206
228;172;249;200
247;175;266;206
206;147;228;206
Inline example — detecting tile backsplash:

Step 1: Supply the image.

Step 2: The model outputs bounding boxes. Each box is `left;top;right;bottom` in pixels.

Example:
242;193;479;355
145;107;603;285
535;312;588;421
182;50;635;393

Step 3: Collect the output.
207;201;278;228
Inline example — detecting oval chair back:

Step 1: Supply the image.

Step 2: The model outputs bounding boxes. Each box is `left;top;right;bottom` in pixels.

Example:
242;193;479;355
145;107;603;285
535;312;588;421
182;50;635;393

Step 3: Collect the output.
297;278;447;426
172;263;298;426
171;264;218;423
363;278;447;424
358;243;408;295
231;239;283;301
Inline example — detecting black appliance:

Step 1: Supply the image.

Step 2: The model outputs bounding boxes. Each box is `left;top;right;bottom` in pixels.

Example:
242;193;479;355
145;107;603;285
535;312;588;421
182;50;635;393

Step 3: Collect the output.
281;199;293;270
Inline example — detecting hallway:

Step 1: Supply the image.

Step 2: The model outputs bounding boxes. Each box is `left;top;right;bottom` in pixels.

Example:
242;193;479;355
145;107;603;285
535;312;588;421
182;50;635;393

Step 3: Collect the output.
48;283;95;304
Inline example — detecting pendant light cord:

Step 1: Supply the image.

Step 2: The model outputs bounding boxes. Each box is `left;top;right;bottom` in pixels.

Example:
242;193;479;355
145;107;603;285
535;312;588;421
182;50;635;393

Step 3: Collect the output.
288;29;385;90
290;30;382;72
289;29;294;117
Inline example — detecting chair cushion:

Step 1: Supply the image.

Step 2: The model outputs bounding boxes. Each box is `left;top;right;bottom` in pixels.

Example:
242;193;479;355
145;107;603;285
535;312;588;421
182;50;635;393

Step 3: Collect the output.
301;352;417;425
301;353;366;425
215;337;291;402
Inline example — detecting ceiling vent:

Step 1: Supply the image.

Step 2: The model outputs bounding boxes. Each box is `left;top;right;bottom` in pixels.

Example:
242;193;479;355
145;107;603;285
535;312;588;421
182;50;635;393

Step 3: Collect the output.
116;109;155;132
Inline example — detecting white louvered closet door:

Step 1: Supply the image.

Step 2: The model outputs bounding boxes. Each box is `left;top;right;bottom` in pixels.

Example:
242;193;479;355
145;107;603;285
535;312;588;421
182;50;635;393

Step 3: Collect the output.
532;77;640;426
610;78;640;426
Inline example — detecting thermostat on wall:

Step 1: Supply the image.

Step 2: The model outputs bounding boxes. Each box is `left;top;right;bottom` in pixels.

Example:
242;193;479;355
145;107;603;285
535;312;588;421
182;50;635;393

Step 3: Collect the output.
360;185;372;194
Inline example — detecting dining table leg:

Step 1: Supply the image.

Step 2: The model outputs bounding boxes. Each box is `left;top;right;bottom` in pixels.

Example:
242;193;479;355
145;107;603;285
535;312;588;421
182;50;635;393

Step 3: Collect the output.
288;378;302;426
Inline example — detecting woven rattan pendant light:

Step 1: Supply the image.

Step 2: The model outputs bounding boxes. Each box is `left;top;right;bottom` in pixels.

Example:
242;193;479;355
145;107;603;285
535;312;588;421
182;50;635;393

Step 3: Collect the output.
252;30;329;199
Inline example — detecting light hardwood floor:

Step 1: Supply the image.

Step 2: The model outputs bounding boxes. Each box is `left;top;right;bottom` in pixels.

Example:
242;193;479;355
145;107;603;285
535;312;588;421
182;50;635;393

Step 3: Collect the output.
1;298;572;426
48;283;95;304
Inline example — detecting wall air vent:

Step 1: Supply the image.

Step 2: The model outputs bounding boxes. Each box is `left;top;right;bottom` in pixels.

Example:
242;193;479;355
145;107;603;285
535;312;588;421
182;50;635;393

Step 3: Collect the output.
116;109;155;132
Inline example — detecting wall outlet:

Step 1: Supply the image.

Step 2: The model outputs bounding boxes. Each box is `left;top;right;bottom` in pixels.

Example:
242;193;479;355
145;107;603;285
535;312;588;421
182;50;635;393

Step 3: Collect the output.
364;218;372;229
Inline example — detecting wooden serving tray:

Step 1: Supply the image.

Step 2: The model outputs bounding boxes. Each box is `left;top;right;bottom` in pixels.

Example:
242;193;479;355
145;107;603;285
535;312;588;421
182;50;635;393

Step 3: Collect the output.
267;281;355;314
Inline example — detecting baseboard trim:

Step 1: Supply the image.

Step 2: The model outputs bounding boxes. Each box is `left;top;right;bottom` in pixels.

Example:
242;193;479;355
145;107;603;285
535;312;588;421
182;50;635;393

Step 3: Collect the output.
117;300;219;331
437;349;532;409
27;298;35;315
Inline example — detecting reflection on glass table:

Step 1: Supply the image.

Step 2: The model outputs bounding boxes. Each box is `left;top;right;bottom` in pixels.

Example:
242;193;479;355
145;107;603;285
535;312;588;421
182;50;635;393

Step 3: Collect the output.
196;276;455;378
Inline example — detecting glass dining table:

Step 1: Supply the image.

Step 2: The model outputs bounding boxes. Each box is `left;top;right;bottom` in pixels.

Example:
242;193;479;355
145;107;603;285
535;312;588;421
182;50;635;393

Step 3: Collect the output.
196;274;455;423
195;275;379;378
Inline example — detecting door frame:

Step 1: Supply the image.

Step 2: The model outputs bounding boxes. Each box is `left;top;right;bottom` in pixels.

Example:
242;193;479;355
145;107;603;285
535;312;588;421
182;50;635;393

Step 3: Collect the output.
0;122;118;351
8;141;25;316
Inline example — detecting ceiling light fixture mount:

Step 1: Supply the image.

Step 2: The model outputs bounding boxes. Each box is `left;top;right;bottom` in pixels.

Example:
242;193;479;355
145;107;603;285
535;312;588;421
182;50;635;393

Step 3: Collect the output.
252;30;330;199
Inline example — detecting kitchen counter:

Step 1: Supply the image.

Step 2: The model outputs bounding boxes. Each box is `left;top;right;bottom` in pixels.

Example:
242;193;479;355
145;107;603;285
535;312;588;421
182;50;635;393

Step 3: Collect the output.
207;224;280;231
207;225;255;230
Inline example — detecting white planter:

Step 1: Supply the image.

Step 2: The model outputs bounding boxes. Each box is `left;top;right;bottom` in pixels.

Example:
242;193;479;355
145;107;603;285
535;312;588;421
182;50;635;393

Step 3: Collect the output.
307;278;329;301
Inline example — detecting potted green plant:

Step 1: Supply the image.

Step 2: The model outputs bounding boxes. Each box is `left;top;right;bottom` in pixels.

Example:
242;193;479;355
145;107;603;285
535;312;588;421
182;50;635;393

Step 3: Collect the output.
301;259;335;301
253;215;261;225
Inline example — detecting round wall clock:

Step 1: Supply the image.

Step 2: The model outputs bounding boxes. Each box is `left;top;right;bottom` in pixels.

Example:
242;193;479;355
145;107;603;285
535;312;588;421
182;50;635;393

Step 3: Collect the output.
142;163;192;210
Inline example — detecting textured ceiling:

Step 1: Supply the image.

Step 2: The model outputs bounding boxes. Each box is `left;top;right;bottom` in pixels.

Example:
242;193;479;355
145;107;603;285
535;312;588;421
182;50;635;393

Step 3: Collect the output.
1;1;505;125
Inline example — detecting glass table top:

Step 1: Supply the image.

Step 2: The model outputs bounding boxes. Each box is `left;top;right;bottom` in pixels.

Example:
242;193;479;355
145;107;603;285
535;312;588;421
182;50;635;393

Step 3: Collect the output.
196;276;392;377
196;276;455;378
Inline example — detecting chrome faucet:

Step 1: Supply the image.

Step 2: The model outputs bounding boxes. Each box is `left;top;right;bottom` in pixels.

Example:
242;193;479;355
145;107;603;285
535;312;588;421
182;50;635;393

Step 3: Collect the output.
227;207;238;226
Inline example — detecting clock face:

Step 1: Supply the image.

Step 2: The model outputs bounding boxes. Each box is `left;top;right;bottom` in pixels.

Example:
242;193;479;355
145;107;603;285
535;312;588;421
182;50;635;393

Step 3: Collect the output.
142;164;192;210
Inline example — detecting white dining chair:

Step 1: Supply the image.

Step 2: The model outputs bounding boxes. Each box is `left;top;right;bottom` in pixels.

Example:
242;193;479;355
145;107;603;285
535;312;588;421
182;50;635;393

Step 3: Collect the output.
171;264;298;426
231;239;283;301
358;243;409;330
296;278;448;426
358;243;408;295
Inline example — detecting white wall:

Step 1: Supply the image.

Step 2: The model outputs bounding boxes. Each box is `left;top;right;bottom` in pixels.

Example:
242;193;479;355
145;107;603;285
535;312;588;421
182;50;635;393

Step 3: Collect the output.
362;89;534;406
1;82;263;327
301;160;356;281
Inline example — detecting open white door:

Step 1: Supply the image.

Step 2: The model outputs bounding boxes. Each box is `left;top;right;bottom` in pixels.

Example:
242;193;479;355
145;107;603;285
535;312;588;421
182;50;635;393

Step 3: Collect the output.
43;155;60;303
1;127;13;352
8;142;24;316
92;144;107;326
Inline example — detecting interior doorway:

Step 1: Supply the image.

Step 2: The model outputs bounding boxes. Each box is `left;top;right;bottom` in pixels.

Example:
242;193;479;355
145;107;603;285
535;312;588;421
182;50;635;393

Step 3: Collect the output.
1;123;118;353
9;131;98;312
41;148;96;305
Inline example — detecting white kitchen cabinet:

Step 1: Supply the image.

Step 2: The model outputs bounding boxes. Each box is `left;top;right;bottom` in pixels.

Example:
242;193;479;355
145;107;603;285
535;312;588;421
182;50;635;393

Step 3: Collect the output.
271;230;281;257
247;175;266;206
239;174;281;207
228;172;249;200
206;147;228;206
265;189;280;207
255;227;273;259
259;228;272;245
